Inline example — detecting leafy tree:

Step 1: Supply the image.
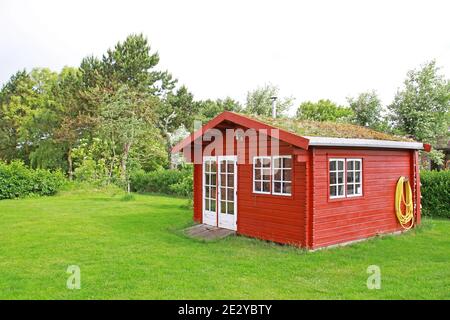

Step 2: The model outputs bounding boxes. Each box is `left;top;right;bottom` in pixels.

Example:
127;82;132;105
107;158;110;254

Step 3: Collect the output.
296;99;354;122
245;84;293;117
347;91;384;128
80;33;176;174
100;85;159;192
50;67;98;179
158;86;199;167
0;34;178;183
0;68;59;164
81;33;176;95
389;60;450;164
197;97;242;122
0;70;33;162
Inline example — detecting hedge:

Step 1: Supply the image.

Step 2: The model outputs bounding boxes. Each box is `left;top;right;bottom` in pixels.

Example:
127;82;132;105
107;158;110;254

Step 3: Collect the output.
131;167;193;198
421;170;450;219
0;161;66;200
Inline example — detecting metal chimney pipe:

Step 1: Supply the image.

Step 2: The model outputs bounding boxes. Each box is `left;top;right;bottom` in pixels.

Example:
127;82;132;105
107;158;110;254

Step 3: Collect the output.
270;96;277;118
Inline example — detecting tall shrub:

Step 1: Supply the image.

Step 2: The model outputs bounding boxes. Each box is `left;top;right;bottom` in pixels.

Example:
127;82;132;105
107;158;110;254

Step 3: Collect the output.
0;161;65;200
131;167;193;197
421;170;450;218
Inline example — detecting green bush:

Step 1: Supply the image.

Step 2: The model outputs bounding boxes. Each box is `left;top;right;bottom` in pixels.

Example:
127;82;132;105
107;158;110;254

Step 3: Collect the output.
131;166;193;198
0;161;66;200
421;170;450;218
73;159;109;185
169;174;193;198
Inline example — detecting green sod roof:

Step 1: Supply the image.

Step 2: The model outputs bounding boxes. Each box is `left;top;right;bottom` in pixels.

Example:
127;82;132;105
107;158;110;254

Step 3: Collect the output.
244;114;412;142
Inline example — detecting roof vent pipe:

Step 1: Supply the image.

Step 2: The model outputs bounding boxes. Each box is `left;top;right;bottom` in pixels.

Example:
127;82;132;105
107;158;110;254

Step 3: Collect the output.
270;96;278;118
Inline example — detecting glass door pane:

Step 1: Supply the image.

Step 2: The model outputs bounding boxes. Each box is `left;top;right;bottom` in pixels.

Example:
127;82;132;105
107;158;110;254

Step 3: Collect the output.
218;159;235;216
204;159;217;210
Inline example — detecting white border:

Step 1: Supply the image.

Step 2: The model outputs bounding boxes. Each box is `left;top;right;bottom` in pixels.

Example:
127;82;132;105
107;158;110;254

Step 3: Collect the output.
252;156;271;194
272;155;292;196
329;158;346;199
202;156;217;226
346;158;363;198
217;155;238;231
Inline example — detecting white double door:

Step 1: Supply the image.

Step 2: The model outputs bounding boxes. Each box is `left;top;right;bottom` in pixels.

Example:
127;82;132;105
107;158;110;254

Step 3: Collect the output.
202;156;237;231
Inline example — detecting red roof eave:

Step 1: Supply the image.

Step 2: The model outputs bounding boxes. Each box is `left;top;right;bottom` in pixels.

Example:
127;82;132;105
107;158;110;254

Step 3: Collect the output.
171;111;310;153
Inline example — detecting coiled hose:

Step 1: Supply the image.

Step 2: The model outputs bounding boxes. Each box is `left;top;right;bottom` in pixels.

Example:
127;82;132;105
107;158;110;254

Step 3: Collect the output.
395;176;414;230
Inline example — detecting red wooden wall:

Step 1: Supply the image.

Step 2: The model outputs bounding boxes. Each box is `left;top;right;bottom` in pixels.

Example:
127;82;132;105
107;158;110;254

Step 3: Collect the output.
309;147;418;249
193;163;202;223
191;124;308;247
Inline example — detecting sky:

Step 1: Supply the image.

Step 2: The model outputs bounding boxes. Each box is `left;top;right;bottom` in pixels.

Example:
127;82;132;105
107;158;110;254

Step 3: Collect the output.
1;0;449;114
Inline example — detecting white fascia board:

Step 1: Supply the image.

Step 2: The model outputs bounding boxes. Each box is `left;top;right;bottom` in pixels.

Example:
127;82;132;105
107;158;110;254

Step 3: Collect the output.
305;136;424;150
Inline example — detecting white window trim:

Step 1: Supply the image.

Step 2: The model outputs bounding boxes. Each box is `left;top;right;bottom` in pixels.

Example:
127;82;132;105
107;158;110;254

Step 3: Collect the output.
329;158;346;199
253;156;271;194
329;157;363;199
252;155;292;196
346;158;363;198
272;155;292;196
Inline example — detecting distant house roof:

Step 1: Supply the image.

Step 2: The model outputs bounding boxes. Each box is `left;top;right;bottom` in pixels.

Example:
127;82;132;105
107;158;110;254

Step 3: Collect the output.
172;112;429;153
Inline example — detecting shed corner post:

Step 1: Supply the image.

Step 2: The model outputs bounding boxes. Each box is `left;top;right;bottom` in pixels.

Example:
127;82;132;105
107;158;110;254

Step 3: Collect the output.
305;147;315;249
413;150;422;226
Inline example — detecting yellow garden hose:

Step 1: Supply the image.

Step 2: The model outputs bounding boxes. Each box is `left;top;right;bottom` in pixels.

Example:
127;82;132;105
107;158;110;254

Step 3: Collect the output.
395;177;414;230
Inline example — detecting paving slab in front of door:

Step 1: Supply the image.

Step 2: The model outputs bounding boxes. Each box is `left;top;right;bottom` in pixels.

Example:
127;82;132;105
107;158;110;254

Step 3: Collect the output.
184;224;236;240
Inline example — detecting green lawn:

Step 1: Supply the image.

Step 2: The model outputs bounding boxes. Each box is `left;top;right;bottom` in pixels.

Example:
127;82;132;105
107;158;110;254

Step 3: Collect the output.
0;187;449;300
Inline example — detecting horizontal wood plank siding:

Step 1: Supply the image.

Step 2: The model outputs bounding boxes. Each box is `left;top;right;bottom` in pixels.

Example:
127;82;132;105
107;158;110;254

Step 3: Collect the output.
193;163;202;223
237;160;307;246
311;147;415;249
193;122;308;247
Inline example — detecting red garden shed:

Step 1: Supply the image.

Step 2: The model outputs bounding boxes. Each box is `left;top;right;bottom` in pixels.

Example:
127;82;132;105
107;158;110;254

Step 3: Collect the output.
172;111;429;249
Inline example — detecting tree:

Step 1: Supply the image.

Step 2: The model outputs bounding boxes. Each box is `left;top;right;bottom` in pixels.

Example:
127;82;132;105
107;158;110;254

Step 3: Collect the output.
0;68;59;165
0;70;33;162
81;33;176;95
157;86;199;167
245;84;293;117
347;91;383;128
296;99;354;122
100;85;159;192
389;60;450;164
197;97;242;122
50;67;97;179
79;33;174;176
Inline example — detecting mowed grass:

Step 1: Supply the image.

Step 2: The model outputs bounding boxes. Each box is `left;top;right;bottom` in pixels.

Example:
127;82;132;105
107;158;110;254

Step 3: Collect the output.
0;188;449;300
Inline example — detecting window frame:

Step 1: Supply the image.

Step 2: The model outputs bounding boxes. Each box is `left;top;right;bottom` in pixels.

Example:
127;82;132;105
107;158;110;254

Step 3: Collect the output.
253;156;271;195
252;155;293;196
272;155;292;196
346;158;363;198
328;157;363;200
329;158;346;199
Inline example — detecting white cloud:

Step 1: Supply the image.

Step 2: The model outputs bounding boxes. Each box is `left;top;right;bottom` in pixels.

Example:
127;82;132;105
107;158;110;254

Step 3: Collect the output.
1;0;449;114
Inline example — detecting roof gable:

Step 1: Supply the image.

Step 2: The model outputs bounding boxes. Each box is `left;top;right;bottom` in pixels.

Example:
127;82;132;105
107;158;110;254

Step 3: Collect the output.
172;111;310;153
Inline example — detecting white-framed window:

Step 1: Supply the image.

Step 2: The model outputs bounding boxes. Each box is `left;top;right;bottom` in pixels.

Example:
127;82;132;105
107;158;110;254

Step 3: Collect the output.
272;156;292;196
253;156;271;194
329;158;363;199
346;159;362;197
329;159;345;198
253;155;292;196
